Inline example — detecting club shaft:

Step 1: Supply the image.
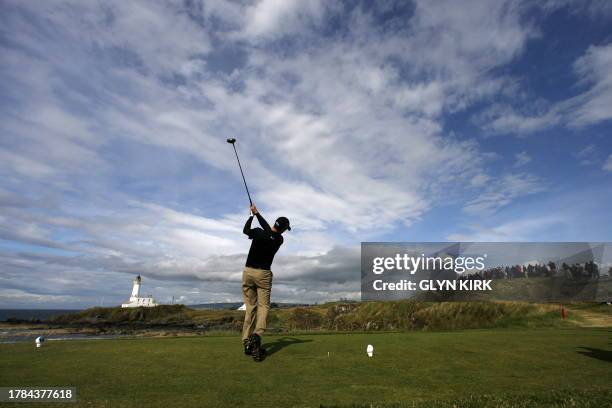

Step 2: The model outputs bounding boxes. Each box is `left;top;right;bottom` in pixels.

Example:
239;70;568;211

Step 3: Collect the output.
231;144;253;206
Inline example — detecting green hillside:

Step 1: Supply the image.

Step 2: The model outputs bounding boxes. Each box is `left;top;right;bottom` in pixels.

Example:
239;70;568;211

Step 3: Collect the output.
48;300;611;334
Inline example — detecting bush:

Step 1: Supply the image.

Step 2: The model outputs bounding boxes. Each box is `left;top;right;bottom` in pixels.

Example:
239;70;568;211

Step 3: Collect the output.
287;308;323;330
50;305;189;325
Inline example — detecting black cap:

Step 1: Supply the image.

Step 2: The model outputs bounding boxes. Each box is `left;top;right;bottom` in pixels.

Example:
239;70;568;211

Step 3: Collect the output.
274;217;291;231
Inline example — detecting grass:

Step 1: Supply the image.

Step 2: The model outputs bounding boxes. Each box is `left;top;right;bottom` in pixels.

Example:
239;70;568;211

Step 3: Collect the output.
1;328;610;407
47;300;607;333
413;277;612;303
323;389;612;407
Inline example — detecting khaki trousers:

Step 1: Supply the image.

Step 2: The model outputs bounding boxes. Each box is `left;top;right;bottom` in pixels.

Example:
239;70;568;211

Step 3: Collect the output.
241;266;273;341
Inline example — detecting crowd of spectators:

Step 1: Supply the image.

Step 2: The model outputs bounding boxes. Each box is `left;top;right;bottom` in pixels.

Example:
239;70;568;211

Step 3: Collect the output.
459;261;607;281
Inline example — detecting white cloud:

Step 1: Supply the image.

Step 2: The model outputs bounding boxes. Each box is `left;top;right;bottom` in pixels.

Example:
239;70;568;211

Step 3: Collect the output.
241;0;327;40
447;215;563;241
514;151;532;167
475;43;612;135
603;154;612;172
449;184;612;243
475;103;561;135
542;0;612;19
463;173;546;215
0;149;57;179
576;144;597;166
569;43;612;127
21;0;212;75
0;0;569;306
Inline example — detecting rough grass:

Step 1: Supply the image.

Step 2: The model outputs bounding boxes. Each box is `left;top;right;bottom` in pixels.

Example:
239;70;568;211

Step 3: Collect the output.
318;301;565;331
51;305;191;324
414;277;611;303
1;328;610;407
47;300;601;334
49;305;244;331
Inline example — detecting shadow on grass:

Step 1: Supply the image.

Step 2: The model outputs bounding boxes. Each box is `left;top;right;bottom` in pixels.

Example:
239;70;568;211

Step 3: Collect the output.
576;347;612;362
264;337;313;357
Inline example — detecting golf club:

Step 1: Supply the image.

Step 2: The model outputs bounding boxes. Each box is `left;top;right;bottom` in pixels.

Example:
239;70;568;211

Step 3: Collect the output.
226;138;253;206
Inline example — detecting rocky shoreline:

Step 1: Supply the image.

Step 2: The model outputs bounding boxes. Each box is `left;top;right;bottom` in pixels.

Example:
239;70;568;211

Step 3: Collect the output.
0;321;236;342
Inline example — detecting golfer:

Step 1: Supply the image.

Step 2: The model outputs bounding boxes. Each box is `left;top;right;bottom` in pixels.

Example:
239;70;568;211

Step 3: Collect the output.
241;204;290;361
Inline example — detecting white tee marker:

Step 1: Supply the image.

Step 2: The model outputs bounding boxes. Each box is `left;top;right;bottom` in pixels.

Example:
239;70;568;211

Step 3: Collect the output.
366;344;374;357
35;336;45;348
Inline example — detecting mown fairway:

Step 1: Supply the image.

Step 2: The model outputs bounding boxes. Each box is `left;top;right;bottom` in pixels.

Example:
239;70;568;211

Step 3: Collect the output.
1;328;610;407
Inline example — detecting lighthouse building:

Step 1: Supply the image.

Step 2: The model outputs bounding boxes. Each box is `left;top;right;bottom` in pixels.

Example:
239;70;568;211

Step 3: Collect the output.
121;275;158;308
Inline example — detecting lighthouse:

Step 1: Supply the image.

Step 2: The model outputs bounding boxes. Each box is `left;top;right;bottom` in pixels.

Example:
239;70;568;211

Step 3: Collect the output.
131;275;141;298
131;275;142;298
121;275;158;308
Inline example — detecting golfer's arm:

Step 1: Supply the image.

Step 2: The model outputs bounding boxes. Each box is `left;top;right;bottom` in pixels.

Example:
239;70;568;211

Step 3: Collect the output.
243;215;254;236
255;212;271;232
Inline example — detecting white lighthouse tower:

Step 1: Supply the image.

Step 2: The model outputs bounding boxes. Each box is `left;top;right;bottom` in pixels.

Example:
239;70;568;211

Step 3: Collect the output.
121;275;158;308
131;275;141;298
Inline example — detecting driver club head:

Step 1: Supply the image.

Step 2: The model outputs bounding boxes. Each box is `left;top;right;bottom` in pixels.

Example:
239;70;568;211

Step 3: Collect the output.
226;138;236;144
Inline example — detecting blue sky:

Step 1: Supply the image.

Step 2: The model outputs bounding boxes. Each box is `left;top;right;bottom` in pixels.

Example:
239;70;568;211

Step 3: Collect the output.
0;0;611;308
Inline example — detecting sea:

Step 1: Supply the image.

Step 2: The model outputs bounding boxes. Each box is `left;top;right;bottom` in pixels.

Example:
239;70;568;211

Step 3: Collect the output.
0;309;129;344
0;309;81;322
